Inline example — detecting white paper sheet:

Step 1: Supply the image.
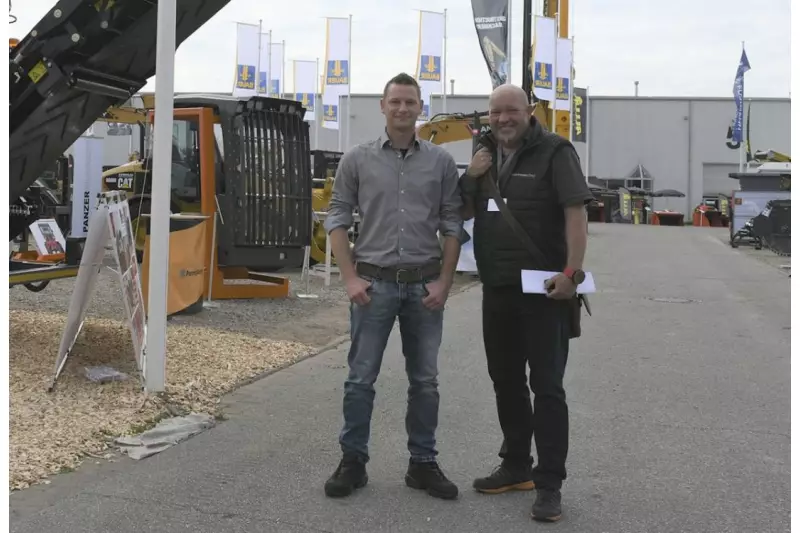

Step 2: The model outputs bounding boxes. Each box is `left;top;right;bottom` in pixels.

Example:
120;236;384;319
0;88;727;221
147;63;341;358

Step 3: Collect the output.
487;198;506;212
521;270;596;294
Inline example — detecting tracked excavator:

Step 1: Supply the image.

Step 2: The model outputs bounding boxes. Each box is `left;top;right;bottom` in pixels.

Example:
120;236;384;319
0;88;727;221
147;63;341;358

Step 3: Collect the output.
10;0;314;296
417;0;572;147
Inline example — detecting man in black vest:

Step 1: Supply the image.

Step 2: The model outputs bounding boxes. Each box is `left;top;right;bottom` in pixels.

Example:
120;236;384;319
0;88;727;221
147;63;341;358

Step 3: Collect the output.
460;84;593;522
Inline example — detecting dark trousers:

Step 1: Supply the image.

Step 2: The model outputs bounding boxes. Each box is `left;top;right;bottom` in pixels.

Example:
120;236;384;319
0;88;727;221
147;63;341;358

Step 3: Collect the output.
481;284;570;490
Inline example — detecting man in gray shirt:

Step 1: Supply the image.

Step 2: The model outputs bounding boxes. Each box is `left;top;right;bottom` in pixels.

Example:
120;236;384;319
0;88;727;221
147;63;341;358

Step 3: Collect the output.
322;73;463;501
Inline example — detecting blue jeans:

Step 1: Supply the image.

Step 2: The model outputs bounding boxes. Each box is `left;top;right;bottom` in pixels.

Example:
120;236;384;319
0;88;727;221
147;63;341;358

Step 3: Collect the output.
339;275;444;464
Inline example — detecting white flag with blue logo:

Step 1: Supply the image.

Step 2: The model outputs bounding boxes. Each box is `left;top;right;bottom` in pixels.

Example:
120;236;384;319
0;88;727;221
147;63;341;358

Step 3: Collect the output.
233;22;260;97
293;60;317;121
258;31;271;95
532;16;556;103
415;10;445;126
322;17;351;131
270;41;285;96
554;38;573;111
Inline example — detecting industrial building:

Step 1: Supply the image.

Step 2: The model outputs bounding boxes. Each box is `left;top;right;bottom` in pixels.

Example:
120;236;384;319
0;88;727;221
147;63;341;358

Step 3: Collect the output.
88;93;791;220
320;94;791;219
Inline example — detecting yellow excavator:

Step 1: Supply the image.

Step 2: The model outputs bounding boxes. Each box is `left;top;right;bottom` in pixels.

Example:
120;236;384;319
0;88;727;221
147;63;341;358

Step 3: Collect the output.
417;0;572;146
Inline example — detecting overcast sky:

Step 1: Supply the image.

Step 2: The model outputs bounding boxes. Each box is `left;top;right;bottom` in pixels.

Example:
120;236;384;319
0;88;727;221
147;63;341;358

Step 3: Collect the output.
11;0;792;98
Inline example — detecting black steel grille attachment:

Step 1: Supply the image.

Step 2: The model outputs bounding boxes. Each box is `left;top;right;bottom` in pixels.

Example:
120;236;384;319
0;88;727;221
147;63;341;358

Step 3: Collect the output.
233;97;312;250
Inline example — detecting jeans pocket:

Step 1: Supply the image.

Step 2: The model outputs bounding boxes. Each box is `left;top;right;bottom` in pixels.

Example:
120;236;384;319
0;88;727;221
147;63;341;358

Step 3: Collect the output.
358;274;376;291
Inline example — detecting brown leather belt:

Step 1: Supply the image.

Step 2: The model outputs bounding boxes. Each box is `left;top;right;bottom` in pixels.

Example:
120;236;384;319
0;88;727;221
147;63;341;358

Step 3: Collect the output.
356;261;441;283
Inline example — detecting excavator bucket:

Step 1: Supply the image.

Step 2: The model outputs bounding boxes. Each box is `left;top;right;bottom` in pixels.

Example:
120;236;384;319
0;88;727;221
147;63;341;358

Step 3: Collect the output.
751;199;791;256
9;0;231;204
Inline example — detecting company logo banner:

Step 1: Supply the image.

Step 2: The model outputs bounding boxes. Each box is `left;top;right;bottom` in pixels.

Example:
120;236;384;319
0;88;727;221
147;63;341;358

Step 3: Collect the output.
471;0;509;88
555;38;573;111
415;10;445;126
233;22;260;97
532;16;556;102
293;59;318;121
572;87;587;143
322;18;350;131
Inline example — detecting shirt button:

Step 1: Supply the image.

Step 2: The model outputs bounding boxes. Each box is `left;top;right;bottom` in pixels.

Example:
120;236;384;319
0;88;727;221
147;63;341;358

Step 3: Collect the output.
401;190;405;194
401;209;405;212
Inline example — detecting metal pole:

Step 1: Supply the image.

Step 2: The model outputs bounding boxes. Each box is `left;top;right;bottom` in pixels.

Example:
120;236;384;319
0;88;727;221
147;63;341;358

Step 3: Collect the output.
506;0;512;85
551;11;558;132
345;14;353;150
315;57;320;150
145;0;177;393
585;84;591;177
634;80;639;97
441;10;448;109
450;79;455;96
256;20;262;94
267;30;272;96
521;0;533;102
281;39;286;97
738;40;745;173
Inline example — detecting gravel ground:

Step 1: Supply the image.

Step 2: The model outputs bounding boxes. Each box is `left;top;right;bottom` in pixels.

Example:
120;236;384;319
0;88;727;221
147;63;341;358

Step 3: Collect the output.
8;252;479;491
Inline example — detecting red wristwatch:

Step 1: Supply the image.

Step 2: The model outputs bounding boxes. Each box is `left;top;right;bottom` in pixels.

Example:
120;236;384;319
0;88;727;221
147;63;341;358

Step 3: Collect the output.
563;267;586;285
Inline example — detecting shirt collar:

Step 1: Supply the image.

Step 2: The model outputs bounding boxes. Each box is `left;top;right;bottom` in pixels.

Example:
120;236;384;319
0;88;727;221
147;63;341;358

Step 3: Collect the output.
378;129;421;150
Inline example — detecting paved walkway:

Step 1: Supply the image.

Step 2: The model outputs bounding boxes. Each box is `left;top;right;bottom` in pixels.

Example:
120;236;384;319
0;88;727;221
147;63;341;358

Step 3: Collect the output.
10;224;790;533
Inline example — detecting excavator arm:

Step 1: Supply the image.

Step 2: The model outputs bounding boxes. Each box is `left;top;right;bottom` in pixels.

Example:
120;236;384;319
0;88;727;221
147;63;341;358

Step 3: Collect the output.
9;0;231;204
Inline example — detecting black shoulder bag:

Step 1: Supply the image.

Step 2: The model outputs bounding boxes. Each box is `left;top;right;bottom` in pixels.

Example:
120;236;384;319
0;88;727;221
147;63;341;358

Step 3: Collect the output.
484;141;591;339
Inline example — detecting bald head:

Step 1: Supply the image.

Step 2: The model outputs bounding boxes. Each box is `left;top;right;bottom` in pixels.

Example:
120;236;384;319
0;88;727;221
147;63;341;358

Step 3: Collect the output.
489;84;529;109
488;84;531;148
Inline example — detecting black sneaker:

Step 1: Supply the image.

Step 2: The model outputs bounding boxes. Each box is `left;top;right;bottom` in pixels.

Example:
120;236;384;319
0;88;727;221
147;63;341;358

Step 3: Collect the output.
404;460;459;500
324;455;368;498
531;488;562;522
473;462;535;494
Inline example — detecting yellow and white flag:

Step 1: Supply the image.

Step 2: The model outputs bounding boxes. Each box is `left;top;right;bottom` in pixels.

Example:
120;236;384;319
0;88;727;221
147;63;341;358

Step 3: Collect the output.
233;22;260;97
270;41;285;96
322;17;351;131
258;32;272;95
554;38;573;111
532;16;556;103
293;60;318;121
415;10;445;126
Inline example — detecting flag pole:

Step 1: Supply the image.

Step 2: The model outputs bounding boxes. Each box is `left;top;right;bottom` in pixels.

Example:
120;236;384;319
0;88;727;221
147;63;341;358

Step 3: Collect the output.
442;8;448;112
281;39;286;97
506;0;512;85
345;14;353;150
315;57;320;150
738;40;745;173
256;21;262;94
551;11;558;134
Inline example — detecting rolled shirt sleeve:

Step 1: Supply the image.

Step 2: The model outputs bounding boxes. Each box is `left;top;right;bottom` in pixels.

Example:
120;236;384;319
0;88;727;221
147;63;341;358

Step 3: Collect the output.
438;153;464;238
323;149;358;234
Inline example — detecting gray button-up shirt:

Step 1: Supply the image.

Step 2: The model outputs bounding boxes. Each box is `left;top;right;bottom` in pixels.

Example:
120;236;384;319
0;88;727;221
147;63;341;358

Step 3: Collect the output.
323;134;463;268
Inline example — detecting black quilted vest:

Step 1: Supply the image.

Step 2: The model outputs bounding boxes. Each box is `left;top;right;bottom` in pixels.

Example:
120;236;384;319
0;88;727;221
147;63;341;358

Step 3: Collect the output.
471;119;574;288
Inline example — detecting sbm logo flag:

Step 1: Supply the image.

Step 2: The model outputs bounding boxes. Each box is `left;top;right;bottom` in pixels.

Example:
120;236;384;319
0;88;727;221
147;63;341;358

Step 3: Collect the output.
326;60;349;85
534;61;552;90
236;64;256;91
419;55;441;82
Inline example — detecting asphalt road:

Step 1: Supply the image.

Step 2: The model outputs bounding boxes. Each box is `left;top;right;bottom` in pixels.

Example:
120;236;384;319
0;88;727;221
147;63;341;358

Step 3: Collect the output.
10;224;791;533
